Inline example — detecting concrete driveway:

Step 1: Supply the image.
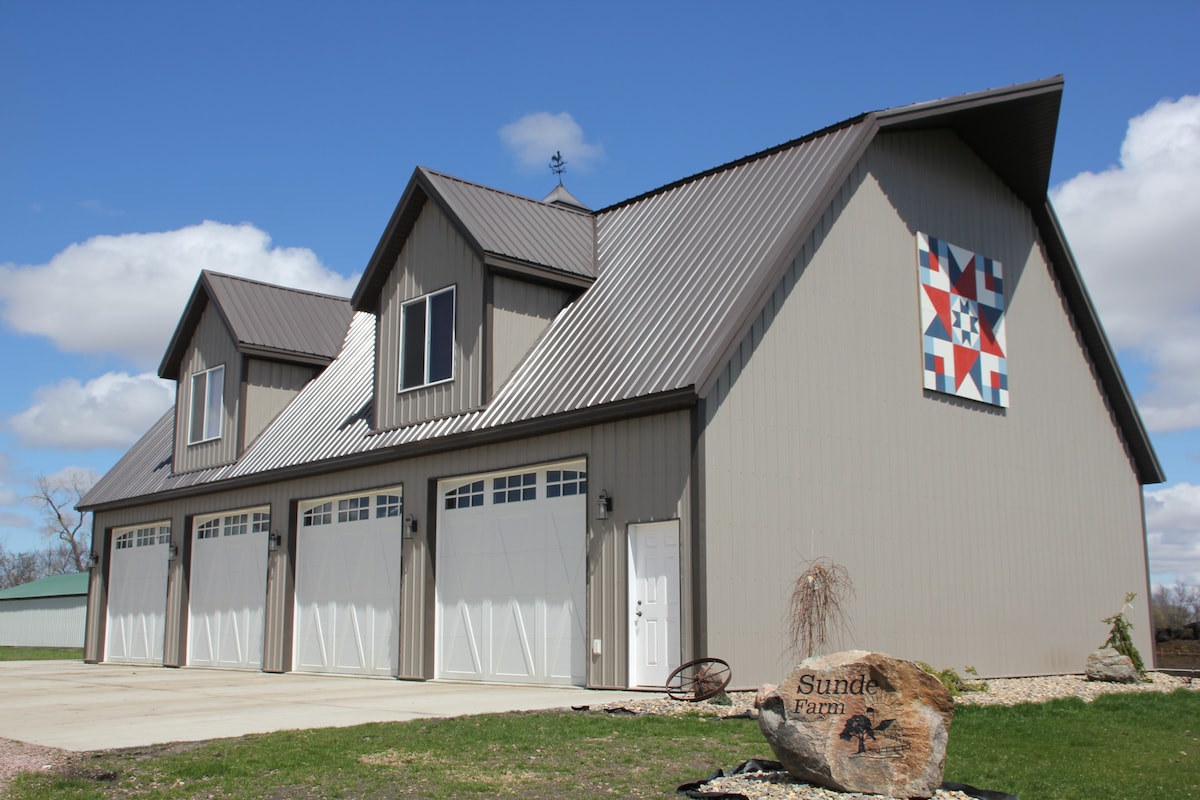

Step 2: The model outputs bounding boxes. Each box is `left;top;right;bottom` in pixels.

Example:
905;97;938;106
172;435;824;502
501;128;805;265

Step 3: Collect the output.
0;661;650;751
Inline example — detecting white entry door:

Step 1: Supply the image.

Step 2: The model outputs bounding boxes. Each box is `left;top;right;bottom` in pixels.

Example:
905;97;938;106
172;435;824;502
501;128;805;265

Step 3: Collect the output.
187;508;270;669
293;489;403;676
105;523;171;665
628;520;681;688
436;462;587;686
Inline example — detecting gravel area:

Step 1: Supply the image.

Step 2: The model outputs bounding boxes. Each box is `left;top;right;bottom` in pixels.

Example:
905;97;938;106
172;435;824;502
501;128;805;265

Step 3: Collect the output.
1;673;1194;797
0;738;79;795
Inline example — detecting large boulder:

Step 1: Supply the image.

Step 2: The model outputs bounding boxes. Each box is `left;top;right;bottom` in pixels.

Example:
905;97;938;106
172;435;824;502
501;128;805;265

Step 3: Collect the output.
755;651;954;798
1085;647;1140;683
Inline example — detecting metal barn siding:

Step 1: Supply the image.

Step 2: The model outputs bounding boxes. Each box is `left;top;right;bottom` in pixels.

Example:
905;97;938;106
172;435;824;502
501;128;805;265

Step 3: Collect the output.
174;307;241;473
375;200;486;429
0;574;88;648
242;359;317;449
489;275;572;396
87;409;691;685
700;131;1151;685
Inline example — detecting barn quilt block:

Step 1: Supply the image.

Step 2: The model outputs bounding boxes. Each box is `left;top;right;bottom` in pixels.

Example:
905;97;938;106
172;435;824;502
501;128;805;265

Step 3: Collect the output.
917;233;1008;407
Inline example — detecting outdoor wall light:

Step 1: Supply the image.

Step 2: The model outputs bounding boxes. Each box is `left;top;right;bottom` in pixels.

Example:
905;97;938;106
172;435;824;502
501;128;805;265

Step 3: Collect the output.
403;514;418;538
268;531;282;551
166;543;179;561
596;490;613;521
85;552;99;569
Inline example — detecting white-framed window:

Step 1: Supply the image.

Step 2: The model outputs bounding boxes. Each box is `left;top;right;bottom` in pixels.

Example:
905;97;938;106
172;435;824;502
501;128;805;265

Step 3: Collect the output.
251;511;270;533
493;473;536;504
136;527;158;547
546;469;587;498
157;525;171;544
188;364;225;444
400;286;455;391
337;496;370;523
303;502;333;527
196;519;221;540
376;494;402;518
445;480;484;510
115;531;134;549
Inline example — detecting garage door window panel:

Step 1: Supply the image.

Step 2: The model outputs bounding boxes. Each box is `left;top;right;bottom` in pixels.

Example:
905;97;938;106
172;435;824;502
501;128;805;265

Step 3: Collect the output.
546;470;587;498
493;473;536;504
446;480;484;510
338;496;370;522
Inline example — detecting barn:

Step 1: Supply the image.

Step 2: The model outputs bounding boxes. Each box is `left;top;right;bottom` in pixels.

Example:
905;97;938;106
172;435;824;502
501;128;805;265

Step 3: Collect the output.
79;76;1162;688
1;572;88;649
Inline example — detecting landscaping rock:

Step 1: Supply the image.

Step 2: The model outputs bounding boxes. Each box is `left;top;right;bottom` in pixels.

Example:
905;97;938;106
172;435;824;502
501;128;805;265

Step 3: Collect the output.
755;650;955;799
1085;647;1140;683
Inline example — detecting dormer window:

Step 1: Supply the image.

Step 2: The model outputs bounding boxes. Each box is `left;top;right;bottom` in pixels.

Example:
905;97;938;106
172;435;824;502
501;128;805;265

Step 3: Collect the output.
400;286;455;391
188;364;225;444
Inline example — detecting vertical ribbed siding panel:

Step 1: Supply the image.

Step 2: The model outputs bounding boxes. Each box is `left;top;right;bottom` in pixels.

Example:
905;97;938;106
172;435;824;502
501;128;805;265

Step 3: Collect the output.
174;309;240;473
489;276;572;395
376;202;484;429
701;131;1151;685
243;360;317;449
85;411;692;685
0;597;86;647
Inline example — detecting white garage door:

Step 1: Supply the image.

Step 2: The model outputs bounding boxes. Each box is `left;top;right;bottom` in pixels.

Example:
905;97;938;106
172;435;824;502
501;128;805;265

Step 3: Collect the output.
105;523;170;664
437;462;587;686
187;507;270;669
293;489;403;676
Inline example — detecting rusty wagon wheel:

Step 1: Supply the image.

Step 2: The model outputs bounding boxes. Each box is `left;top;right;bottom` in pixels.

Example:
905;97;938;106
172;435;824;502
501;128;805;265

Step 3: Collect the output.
665;657;732;701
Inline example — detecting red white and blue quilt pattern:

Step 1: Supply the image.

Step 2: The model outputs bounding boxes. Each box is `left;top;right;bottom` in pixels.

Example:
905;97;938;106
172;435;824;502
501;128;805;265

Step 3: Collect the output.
918;233;1008;407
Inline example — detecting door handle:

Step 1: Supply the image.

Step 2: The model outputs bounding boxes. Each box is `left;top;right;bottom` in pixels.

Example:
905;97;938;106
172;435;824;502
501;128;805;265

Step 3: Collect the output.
635;610;643;617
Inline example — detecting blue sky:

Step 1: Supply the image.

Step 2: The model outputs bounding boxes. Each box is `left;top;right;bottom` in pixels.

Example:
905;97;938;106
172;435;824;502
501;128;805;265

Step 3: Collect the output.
2;1;1198;588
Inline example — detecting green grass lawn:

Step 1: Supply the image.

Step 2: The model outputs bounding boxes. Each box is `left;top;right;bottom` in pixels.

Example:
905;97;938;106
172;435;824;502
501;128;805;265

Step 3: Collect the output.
8;690;1200;800
0;646;83;661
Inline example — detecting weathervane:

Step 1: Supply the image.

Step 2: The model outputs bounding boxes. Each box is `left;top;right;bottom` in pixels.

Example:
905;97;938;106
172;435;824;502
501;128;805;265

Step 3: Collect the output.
549;150;567;185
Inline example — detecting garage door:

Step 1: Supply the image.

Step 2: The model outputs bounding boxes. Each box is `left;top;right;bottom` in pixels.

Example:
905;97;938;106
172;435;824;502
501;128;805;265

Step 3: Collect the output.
436;462;587;686
105;522;170;664
187;507;270;669
293;488;403;676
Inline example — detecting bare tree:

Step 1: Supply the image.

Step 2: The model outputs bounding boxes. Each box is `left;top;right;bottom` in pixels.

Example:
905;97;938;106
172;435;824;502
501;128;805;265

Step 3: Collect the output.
0;541;45;591
30;469;98;574
1152;581;1200;631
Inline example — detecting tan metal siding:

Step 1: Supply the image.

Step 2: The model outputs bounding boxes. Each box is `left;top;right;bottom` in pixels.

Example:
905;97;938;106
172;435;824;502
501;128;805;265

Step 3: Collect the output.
87;410;691;686
489;275;571;396
173;308;240;473
375;202;485;429
242;359;316;449
701;130;1151;684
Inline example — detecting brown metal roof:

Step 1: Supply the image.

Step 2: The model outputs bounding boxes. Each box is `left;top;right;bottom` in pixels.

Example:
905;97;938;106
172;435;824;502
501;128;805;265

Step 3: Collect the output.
353;168;594;313
159;272;352;379
83;77;1163;510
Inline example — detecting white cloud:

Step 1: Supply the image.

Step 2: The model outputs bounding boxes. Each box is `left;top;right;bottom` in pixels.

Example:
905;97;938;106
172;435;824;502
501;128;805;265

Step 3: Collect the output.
6;371;175;450
0;221;358;369
499;112;605;173
1051;94;1200;432
1145;483;1200;586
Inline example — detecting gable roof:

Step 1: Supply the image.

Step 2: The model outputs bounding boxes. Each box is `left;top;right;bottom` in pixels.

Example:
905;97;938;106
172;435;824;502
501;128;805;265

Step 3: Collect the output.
81;77;1163;511
0;571;89;600
352;167;595;313
159;272;353;380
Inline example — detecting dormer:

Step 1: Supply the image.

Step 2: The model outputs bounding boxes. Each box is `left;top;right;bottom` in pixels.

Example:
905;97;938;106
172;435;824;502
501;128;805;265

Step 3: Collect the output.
352;167;596;431
159;272;353;474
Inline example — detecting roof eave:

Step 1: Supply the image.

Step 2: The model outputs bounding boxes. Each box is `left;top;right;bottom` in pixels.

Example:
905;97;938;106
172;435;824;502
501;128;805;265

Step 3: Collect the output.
1036;201;1165;485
